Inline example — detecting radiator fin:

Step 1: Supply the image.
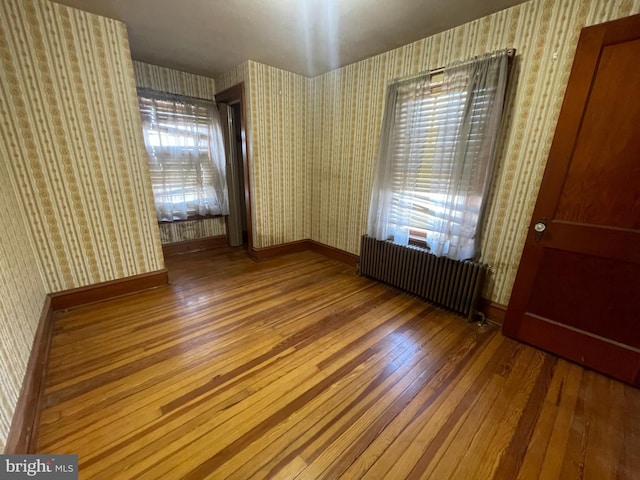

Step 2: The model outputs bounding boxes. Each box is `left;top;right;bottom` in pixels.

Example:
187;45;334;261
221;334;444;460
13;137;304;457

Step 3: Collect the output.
359;235;487;320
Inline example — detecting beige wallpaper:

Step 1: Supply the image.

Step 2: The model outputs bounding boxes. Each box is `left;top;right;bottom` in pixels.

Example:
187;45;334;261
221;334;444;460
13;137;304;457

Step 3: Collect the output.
0;0;636;453
216;61;311;248
158;219;226;244
213;0;639;304
309;0;640;305
132;61;227;244
0;148;48;452
133;61;217;99
247;61;310;247
0;0;165;293
0;0;167;449
215;61;251;95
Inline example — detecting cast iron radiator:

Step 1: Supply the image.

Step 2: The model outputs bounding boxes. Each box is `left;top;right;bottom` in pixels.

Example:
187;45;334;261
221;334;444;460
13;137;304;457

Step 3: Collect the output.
359;235;488;321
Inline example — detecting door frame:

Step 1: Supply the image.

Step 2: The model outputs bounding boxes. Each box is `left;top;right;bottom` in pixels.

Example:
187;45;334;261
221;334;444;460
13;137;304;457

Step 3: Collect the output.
215;83;254;255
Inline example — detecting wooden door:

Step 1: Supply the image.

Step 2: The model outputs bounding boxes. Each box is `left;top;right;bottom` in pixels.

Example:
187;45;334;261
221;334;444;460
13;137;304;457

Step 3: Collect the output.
502;14;640;386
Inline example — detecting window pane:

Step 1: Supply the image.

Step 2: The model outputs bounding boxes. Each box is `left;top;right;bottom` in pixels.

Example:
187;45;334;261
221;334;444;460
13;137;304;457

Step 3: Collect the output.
138;93;223;221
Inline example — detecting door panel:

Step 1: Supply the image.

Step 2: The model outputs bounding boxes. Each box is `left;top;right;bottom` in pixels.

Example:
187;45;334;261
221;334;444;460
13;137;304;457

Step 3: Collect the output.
555;39;640;229
527;250;640;348
503;14;640;386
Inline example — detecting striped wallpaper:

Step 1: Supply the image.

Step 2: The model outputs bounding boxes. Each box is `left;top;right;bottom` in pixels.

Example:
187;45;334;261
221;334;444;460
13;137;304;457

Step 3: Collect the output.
157;219;226;244
216;61;311;248
210;0;638;303
0;0;164;294
0;0;637;453
133;61;217;99
247;62;310;247
0;0;164;450
309;0;640;305
132;61;226;243
215;61;251;95
0;148;47;452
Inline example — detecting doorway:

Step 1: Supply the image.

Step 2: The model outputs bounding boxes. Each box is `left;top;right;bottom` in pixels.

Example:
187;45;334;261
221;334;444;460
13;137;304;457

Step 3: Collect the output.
216;83;252;252
230;103;248;245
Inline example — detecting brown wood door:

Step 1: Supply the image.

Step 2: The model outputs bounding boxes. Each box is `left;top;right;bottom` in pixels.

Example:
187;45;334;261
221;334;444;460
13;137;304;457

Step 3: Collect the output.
502;14;640;386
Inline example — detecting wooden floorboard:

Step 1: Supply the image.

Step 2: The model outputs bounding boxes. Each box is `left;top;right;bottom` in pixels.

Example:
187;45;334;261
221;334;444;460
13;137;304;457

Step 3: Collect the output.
36;247;640;479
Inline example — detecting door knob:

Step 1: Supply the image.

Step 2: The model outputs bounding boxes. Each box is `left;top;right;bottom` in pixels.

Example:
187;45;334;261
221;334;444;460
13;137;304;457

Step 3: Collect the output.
534;218;547;241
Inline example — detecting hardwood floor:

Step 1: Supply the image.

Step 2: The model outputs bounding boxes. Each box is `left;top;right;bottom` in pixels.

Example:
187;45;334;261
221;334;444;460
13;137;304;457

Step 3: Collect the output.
37;247;640;479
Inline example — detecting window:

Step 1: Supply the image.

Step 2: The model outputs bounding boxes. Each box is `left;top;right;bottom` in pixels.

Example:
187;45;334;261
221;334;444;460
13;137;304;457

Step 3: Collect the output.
368;50;512;261
138;89;229;222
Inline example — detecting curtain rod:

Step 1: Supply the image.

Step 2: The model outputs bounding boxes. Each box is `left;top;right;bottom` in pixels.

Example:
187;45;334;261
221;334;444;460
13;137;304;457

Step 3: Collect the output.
136;87;215;105
391;48;516;85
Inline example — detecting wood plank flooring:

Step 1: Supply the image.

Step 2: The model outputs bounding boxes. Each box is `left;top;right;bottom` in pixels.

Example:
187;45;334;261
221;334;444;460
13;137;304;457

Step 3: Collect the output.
36;247;640;479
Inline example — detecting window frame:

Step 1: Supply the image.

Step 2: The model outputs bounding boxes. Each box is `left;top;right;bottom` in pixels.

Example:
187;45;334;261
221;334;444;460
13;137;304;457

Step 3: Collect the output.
137;88;227;223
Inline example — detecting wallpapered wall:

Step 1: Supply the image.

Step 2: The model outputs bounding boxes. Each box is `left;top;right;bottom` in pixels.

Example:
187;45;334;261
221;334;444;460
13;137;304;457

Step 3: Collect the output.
138;59;311;248
211;0;638;304
0;0;165;450
247;62;311;247
0;152;47;452
309;0;640;305
132;61;226;244
216;61;311;248
0;0;164;294
0;0;636;454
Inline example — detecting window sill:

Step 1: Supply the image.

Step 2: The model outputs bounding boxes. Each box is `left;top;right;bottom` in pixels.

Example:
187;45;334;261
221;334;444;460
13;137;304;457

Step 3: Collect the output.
158;214;224;224
408;238;430;250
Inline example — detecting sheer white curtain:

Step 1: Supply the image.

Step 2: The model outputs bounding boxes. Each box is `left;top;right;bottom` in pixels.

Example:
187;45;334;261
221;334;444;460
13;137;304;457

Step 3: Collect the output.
367;50;511;260
367;82;401;242
138;89;229;221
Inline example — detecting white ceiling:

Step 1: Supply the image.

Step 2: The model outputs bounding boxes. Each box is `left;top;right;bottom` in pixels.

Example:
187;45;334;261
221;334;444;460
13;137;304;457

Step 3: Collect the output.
53;0;529;78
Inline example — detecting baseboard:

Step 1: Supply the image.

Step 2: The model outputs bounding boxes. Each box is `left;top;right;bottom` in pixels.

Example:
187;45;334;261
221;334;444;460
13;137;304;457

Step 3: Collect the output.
50;269;169;311
479;297;507;325
5;243;501;453
308;240;359;268
162;235;227;258
6;269;169;452
5;297;55;453
251;240;310;260
251;239;359;268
